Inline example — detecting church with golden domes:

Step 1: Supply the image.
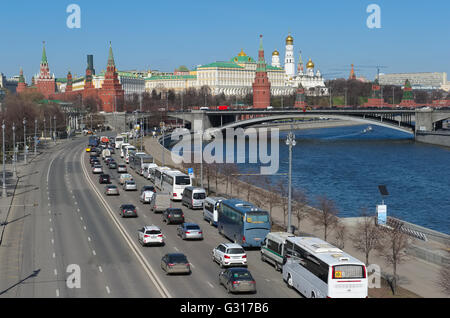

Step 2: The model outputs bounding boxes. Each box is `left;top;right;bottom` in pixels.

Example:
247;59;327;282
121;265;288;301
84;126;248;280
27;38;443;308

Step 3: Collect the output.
271;33;328;96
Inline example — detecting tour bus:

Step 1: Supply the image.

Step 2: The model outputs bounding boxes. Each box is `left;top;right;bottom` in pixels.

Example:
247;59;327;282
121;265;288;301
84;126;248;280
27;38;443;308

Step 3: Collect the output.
217;199;271;248
143;164;158;180
131;153;154;175
128;151;145;170
153;166;173;190
282;236;368;298
120;143;131;158
260;232;296;271
115;134;127;149
161;170;192;201
203;196;226;226
124;145;137;163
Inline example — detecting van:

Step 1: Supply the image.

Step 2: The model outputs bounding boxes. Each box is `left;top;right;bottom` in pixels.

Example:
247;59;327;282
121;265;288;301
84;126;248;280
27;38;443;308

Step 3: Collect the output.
260;232;295;271
181;186;206;209
149;192;172;213
125;146;137;164
203;196;226;226
143;164;158;180
120;143;131;158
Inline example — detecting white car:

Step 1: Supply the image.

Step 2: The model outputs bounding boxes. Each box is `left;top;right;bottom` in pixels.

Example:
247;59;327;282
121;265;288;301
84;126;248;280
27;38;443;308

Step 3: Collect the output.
140;190;155;204
123;180;137;191
92;164;103;174
212;243;247;268
138;225;164;246
119;173;133;185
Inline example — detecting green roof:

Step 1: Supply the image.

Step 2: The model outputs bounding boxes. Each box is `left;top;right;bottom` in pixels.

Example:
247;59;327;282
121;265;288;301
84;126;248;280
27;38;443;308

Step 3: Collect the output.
147;75;197;81
267;65;283;71
198;61;244;69
230;55;256;64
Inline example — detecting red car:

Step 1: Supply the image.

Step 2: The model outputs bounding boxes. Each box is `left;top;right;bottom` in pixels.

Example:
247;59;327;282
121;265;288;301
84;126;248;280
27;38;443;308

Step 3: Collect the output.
218;105;230;111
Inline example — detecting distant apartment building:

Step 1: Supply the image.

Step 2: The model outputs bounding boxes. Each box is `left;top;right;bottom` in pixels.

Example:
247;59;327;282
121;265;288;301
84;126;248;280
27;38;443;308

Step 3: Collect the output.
0;72;19;93
378;72;448;90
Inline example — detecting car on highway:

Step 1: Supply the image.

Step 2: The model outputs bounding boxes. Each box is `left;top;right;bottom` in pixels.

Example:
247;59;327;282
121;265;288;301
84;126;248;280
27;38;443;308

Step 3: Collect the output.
99;174;111;184
212;243;247;268
85;147;92;152
162;208;184;224
89;156;99;164
119;173;133;185
141;185;156;194
160;253;191;275
219;267;256;294
123;180;137;191
138;225;164;246
104;156;113;164
108;160;117;169
117;164;127;173
181;186;206;209
104;184;119;196
108;146;115;154
91;158;100;167
92;164;103;174
176;223;203;240
119;204;138;218
140;190;155;204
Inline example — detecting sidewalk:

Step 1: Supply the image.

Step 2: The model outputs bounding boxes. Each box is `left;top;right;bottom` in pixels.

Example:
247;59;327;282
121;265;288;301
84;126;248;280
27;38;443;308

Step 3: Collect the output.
143;135;448;298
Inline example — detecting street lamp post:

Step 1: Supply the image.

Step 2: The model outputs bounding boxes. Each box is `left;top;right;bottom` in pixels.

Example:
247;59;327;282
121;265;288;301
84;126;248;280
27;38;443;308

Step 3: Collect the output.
2;121;6;197
49;116;51;142
286;128;296;233
200;129;203;189
140;118;143;152
161;124;165;167
34;119;37;155
43;118;46;140
53;116;56;144
12;123;16;178
23;118;27;164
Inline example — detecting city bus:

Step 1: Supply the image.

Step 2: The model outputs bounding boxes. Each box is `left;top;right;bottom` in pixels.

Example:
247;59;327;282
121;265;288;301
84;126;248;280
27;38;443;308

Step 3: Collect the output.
161;170;192;201
217;199;271;248
115;134;128;149
130;153;154;175
282;236;368;298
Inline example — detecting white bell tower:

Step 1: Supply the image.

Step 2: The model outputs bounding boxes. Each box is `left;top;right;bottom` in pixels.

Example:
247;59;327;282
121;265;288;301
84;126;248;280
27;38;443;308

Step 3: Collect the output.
284;33;295;78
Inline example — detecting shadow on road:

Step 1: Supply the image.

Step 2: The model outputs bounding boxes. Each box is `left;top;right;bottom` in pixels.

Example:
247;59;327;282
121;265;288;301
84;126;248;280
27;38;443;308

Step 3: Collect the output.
0;269;41;296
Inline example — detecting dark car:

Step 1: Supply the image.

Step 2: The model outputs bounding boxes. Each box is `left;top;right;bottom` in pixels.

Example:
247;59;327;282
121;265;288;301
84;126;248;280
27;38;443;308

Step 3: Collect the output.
160;253;191;275
162;208;184;224
99;174;110;184
119;204;137;218
89;155;99;164
141;185;156;194
219;267;256;294
104;157;113;164
108;160;117;169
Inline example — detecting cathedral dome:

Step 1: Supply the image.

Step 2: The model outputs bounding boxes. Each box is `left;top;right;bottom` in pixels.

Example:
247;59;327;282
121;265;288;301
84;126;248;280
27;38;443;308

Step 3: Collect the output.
272;50;279;56
286;34;294;45
237;49;247;57
306;58;315;69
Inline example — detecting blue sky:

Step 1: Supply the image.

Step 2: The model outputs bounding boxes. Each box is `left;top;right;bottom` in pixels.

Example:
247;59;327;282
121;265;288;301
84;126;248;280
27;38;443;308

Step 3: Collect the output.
1;0;449;83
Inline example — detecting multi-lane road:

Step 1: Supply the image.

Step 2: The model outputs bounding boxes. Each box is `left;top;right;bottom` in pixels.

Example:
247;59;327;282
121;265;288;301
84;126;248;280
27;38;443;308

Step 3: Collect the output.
0;134;300;298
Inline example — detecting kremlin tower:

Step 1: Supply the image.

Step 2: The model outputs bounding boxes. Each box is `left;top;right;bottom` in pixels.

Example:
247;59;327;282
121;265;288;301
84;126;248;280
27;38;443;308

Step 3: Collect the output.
399;79;417;107
252;35;271;109
16;68;27;94
35;41;56;98
294;83;307;109
349;64;356;80
98;42;124;112
66;71;73;92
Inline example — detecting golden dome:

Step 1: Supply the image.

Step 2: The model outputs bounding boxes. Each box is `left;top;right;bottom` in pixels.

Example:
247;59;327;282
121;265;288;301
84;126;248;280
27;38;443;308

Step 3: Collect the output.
286;34;294;45
272;49;279;56
306;58;315;69
237;48;247;57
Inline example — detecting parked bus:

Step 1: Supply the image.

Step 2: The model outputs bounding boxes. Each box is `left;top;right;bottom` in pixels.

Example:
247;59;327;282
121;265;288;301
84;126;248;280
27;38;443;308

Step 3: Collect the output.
161;170;192;201
217;199;271;248
282;236;368;298
130;153;154;175
143;164;158;180
153;166;172;190
115;134;127;149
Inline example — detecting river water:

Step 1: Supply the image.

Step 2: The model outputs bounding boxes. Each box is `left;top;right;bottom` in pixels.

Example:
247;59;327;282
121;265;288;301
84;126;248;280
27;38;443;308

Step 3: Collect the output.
171;124;450;234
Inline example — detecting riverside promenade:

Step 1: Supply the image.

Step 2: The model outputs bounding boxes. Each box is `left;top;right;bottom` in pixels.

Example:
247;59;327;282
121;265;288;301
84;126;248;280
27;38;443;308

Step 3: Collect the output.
143;134;449;298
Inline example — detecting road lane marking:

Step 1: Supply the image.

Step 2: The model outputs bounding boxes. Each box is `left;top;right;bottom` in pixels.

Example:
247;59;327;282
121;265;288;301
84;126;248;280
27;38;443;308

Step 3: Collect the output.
56;289;60;297
106;286;111;294
98;266;103;273
54;269;58;276
173;247;179;252
88;237;91;242
92;250;96;256
50;227;53;232
207;281;214;288
51;239;54;245
52;253;56;259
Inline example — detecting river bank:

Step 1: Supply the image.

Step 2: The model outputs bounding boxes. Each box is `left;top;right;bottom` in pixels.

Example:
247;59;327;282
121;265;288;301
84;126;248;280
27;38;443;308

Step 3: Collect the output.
252;119;363;131
142;135;448;298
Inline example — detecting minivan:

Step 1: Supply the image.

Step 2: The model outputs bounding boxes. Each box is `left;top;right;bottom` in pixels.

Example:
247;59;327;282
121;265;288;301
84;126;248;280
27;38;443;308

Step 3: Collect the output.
203;196;226;226
181;186;206;209
260;232;295;271
149;192;172;213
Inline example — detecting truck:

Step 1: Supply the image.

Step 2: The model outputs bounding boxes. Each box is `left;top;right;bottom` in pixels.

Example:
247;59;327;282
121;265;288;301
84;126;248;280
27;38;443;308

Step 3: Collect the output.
88;136;99;147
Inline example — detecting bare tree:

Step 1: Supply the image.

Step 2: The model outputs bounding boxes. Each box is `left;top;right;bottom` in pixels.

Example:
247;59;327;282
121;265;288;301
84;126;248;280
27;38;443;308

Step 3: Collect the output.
334;222;346;249
276;180;289;228
351;208;381;265
376;219;410;295
311;195;339;241
292;188;308;234
257;178;281;224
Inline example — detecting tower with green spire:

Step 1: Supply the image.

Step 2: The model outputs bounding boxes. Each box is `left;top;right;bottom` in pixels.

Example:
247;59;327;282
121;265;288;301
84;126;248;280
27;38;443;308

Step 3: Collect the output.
252;35;271;109
98;42;124;112
36;41;56;98
400;79;417;107
17;68;27;94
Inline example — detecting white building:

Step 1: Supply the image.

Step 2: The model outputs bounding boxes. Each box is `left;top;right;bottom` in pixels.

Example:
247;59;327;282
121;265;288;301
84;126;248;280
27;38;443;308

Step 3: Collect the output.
378;72;448;90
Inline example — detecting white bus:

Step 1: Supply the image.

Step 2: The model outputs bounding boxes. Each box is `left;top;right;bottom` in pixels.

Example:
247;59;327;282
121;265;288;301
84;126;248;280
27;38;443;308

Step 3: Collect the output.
282;236;368;298
153;167;173;190
124;145;137;163
120;143;131;158
161;170;192;201
115;134;127;149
